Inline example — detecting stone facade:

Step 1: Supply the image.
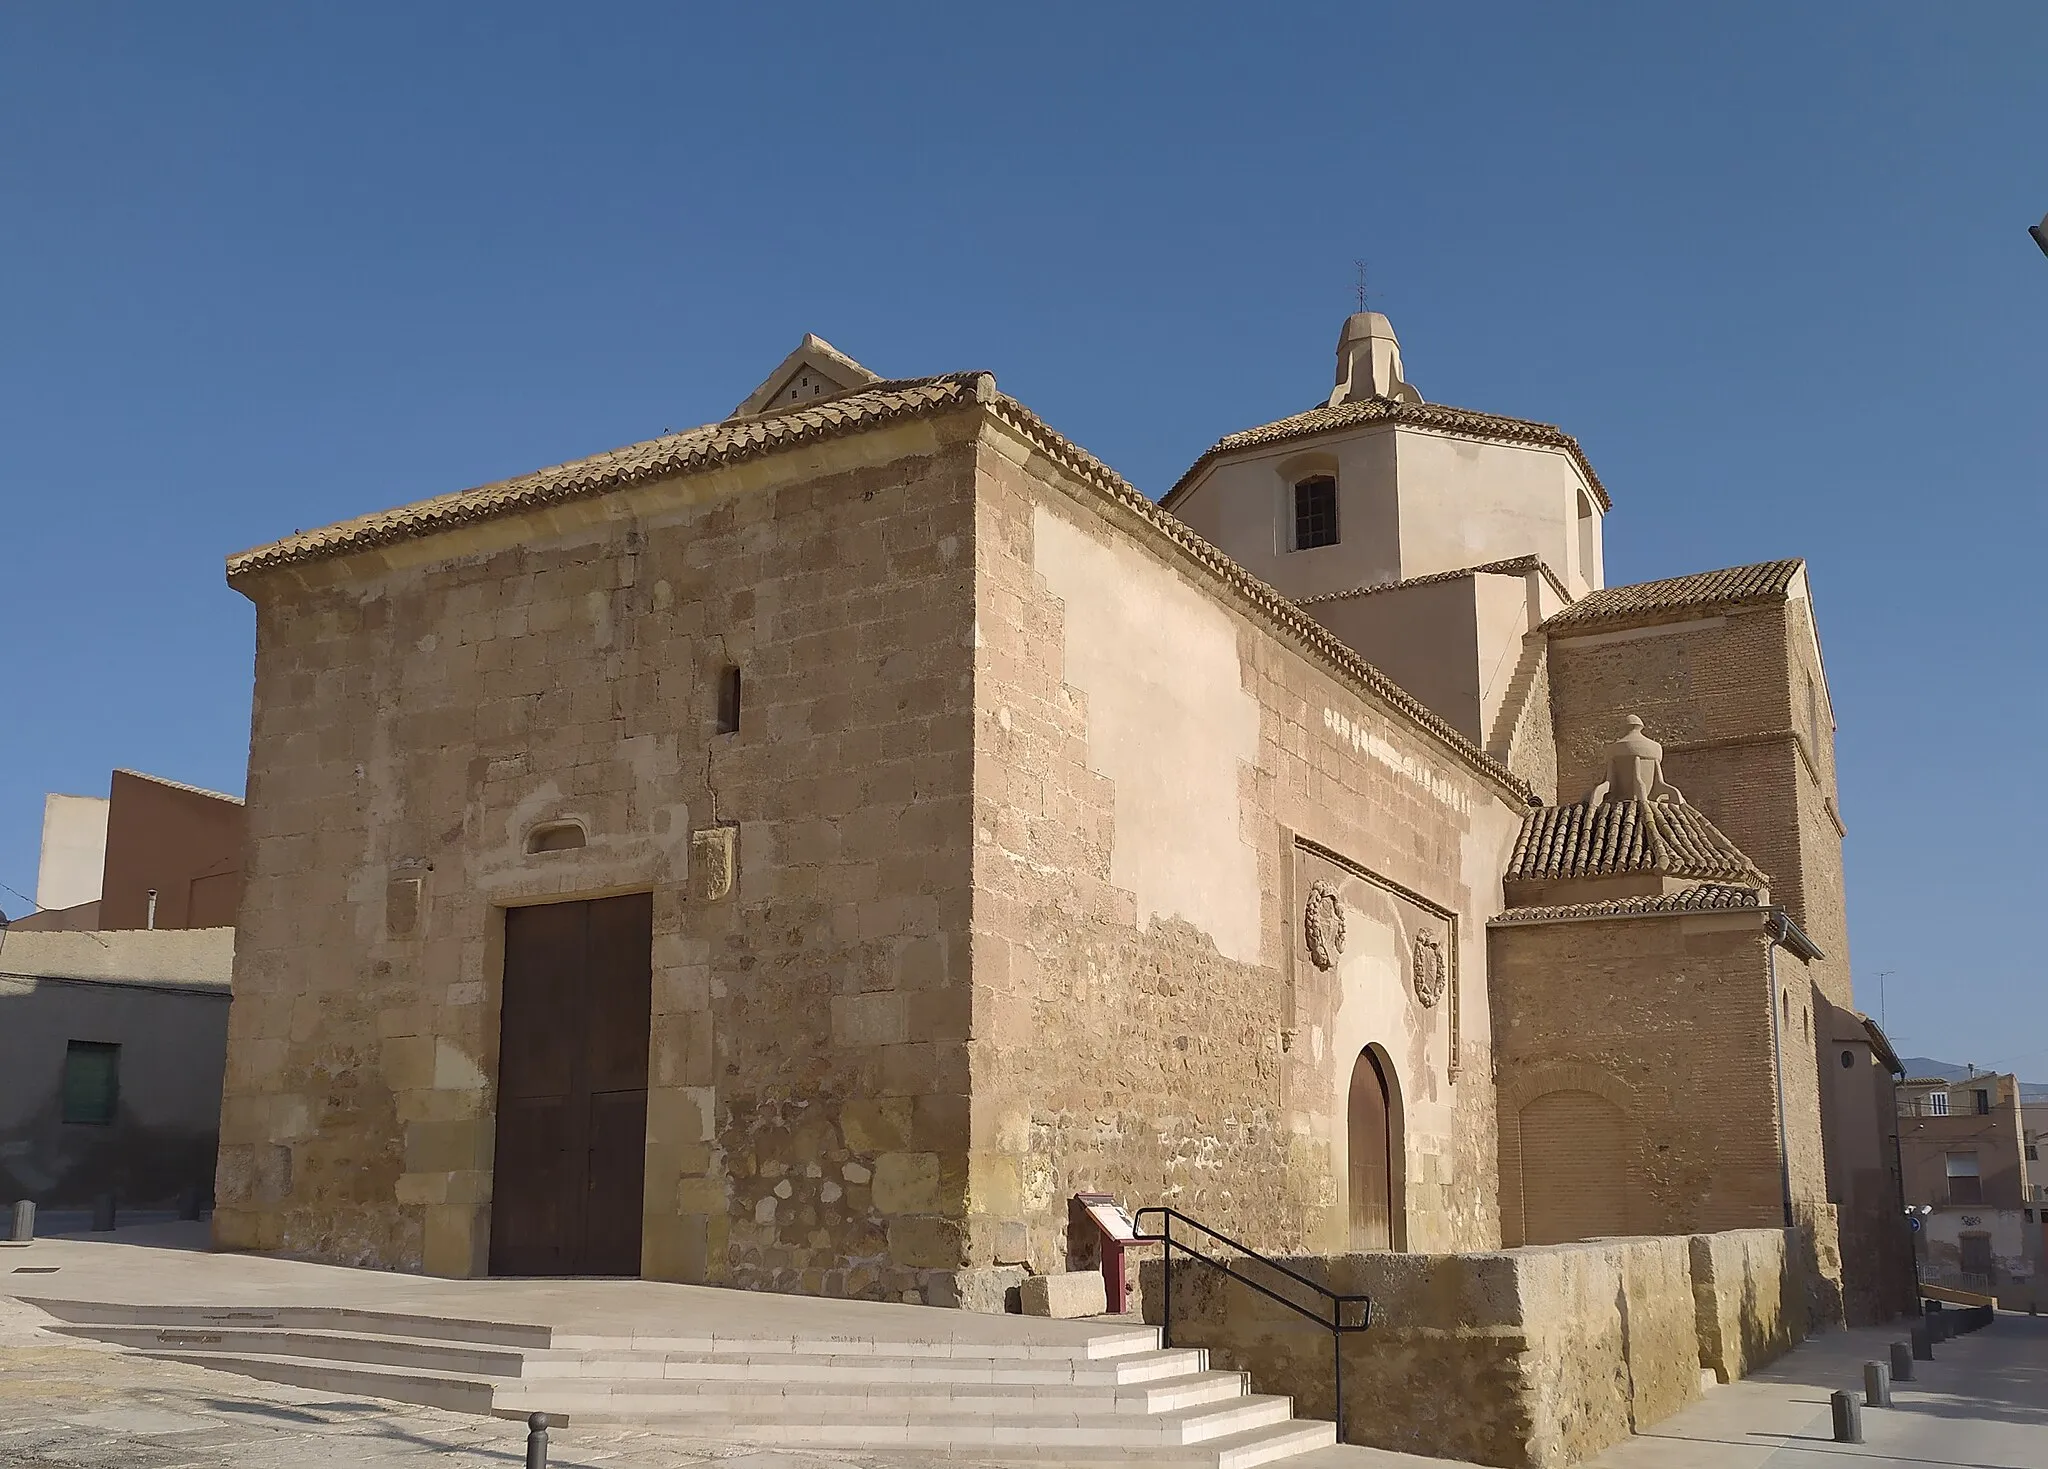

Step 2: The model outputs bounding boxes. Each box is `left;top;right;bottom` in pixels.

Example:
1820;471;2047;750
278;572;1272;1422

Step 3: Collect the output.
964;427;1520;1273
211;316;1895;1347
218;408;984;1291
217;374;1527;1298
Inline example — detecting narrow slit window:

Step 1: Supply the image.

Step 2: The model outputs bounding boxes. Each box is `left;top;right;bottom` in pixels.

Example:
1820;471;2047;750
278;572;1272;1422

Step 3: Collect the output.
1293;476;1339;550
62;1041;120;1125
716;666;742;735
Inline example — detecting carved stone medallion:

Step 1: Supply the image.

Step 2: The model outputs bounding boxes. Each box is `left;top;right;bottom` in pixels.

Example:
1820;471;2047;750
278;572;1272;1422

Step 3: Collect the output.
1411;931;1446;1007
1303;880;1346;970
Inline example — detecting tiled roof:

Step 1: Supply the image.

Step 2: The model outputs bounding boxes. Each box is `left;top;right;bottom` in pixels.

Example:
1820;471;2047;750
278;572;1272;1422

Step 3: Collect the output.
1296;555;1566;608
1491;884;1762;925
222;363;1535;803
979;394;1530;800
1542;558;1805;633
1507;797;1764;885
1164;397;1611;510
226;374;990;578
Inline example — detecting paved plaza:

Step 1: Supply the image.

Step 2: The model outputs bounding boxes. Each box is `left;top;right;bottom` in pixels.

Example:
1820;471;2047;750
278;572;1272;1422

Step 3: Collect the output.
1;1227;2041;1469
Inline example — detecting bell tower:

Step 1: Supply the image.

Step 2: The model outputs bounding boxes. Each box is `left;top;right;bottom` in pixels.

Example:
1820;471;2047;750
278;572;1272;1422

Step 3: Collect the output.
1163;313;1608;604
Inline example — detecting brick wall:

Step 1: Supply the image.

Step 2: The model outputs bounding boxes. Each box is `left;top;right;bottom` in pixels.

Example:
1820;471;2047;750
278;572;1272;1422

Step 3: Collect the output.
1489;909;1829;1242
1543;591;1895;1316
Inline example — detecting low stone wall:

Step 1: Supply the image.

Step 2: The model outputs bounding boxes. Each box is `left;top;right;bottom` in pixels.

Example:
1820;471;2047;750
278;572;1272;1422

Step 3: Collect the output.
1137;1227;1816;1469
1689;1228;1808;1382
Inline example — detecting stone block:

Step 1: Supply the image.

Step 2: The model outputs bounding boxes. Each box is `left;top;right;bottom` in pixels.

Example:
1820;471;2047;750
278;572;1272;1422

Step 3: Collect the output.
872;1152;941;1214
831;990;910;1047
942;1264;1030;1314
422;1204;484;1278
887;1214;966;1269
841;1098;913;1153
404;1119;491;1173
1020;1270;1108;1319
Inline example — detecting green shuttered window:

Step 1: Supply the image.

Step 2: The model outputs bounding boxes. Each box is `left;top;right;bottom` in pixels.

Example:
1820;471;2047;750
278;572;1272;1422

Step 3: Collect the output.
61;1040;119;1125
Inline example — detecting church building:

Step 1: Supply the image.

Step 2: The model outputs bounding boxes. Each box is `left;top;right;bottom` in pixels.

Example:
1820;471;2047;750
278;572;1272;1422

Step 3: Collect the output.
212;318;1910;1323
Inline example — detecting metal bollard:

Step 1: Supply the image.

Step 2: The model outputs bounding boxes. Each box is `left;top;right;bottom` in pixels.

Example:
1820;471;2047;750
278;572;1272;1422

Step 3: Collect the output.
177;1185;203;1222
1830;1389;1863;1444
1890;1338;1914;1382
1911;1323;1933;1361
525;1411;549;1469
1864;1360;1891;1408
8;1201;32;1243
90;1193;115;1232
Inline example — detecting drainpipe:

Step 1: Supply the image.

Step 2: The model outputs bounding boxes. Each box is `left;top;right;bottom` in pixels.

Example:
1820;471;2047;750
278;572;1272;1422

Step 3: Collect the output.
1765;909;1825;1231
146;889;159;930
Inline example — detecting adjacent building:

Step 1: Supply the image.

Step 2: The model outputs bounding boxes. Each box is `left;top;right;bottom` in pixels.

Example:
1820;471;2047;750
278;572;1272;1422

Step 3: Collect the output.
211;318;1906;1321
0;772;242;1216
10;769;245;933
1898;1071;2041;1306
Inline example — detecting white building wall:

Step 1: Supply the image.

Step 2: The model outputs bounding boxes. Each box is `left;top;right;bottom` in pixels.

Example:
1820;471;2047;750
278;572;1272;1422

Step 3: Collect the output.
34;793;109;912
1167;425;1603;607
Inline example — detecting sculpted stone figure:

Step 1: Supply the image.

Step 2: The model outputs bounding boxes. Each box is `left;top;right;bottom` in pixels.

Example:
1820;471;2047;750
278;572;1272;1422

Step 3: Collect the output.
1587;714;1685;805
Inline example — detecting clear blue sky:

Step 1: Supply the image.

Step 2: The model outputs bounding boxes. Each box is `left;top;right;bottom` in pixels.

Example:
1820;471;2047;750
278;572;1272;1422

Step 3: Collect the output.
2;6;2042;1072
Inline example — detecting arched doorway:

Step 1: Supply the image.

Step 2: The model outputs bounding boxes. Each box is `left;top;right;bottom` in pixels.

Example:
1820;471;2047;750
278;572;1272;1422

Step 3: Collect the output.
1518;1089;1628;1244
1347;1048;1396;1250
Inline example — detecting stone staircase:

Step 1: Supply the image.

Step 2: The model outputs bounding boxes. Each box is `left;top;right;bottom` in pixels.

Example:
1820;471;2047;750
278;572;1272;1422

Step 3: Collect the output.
23;1297;1337;1466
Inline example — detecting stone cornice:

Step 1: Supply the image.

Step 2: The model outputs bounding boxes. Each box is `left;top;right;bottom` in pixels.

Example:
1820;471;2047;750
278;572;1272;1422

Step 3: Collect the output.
1164;397;1612;512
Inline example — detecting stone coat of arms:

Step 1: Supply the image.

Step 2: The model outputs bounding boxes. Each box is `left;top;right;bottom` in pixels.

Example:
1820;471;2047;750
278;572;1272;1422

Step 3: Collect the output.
1411;931;1446;1007
1303;880;1346;970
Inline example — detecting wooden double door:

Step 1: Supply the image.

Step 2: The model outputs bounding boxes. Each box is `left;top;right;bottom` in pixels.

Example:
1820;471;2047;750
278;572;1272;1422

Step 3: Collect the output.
489;893;652;1277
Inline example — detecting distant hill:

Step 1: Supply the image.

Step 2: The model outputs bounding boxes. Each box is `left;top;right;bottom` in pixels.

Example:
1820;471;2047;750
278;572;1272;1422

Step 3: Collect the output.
1900;1057;2048;1104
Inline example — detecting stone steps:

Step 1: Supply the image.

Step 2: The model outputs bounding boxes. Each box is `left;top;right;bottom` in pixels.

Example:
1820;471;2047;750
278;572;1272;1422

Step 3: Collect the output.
24;1296;1338;1466
490;1370;1261;1416
520;1346;1217;1385
51;1323;529;1376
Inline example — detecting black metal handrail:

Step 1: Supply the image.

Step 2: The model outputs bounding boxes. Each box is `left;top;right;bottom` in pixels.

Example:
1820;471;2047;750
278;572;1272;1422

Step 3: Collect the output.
1131;1206;1371;1441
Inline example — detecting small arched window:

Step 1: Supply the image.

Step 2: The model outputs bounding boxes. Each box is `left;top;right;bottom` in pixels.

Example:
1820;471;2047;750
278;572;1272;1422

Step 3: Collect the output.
527;821;586;854
1293;475;1339;550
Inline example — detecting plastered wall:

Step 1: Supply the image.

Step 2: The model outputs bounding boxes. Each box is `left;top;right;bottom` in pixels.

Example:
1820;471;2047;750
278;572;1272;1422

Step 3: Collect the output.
1169;424;1601;604
967;422;1525;1272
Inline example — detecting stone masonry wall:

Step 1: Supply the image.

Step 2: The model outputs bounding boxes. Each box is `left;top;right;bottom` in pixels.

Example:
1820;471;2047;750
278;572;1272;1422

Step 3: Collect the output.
962;419;1527;1275
1489;911;1830;1243
217;412;985;1300
1138;1228;1816;1469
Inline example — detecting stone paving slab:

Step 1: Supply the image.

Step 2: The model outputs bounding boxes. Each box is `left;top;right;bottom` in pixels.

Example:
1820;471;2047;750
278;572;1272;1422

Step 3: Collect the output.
1585;1312;2048;1469
12;1226;1123;1350
1;1229;1389;1468
15;1225;2043;1469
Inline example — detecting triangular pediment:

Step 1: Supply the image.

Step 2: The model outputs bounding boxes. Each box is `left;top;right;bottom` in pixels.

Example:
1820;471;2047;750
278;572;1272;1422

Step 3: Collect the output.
728;334;881;419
